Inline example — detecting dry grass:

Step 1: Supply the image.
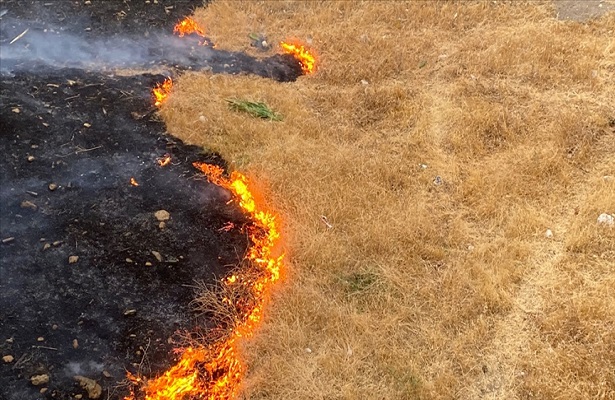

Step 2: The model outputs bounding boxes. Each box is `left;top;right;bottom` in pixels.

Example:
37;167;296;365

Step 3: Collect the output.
159;1;615;398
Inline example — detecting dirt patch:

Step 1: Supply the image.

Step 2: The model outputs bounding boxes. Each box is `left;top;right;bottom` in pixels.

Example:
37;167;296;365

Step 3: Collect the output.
554;0;615;21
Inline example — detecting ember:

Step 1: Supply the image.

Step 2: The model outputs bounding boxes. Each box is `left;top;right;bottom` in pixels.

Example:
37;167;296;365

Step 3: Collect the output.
130;177;140;186
125;163;283;399
157;154;172;167
280;41;316;74
153;77;173;107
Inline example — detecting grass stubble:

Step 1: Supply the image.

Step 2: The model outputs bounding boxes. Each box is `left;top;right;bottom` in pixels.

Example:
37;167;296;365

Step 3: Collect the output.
159;1;615;399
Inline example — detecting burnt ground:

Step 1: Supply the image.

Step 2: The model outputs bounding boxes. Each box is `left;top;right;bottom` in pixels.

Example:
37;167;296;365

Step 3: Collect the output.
0;1;288;399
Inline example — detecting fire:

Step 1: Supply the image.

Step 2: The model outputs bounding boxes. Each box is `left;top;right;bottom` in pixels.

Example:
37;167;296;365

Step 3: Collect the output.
130;177;139;186
125;163;283;400
174;17;205;38
280;41;316;74
153;77;173;107
157;154;172;167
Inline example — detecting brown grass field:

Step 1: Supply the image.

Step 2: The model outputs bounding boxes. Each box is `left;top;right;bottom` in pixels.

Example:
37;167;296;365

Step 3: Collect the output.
160;1;615;398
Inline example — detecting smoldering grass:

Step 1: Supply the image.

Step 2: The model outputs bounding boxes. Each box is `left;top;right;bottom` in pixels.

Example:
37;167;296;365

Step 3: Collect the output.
226;99;282;121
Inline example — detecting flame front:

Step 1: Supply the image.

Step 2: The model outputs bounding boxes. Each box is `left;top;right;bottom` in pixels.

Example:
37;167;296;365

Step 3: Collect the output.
125;163;283;400
153;77;173;107
280;41;316;74
174;17;205;38
157;154;172;167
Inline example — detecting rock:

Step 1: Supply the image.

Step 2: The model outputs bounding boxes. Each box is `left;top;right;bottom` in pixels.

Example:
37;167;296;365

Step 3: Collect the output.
48;183;58;191
68;255;79;264
3;355;14;363
75;395;83;400
545;229;553;238
102;370;112;378
159;221;166;229
123;309;137;316
151;251;162;262
74;376;102;399
145;261;152;267
30;374;49;386
73;339;79;349
597;213;614;227
37;336;45;342
5;338;14;343
27;155;35;162
43;243;51;250
154;210;170;221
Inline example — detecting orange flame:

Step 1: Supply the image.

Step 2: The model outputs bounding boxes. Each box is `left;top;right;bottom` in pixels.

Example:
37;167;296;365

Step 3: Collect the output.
157;154;172;167
125;163;283;400
130;177;139;186
174;17;205;38
153;77;173;107
280;41;316;74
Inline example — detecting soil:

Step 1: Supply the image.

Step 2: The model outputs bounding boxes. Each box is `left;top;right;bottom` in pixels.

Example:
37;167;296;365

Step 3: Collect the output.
553;0;614;21
0;1;288;399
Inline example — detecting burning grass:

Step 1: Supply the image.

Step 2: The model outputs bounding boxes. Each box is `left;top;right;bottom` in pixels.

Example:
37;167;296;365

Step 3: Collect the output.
158;1;614;399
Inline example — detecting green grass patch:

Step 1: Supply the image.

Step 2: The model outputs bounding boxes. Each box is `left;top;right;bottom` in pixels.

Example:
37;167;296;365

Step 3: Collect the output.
226;98;282;121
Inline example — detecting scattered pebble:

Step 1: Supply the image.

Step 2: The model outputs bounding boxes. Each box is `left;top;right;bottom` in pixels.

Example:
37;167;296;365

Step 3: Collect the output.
159;221;166;230
151;251;162;262
102;371;112;378
52;324;58;330
52;240;63;247
83;122;91;128
48;183;58;191
12;107;20;113
125;258;133;263
305;347;312;353
3;355;14;363
74;376;102;399
40;388;48;394
545;229;553;238
123;309;137;316
73;339;79;349
37;337;44;342
75;395;83;400
30;374;49;386
597;213;614;227
27;155;35;162
145;262;152;267
154;210;170;221
6;338;14;343
68;255;79;264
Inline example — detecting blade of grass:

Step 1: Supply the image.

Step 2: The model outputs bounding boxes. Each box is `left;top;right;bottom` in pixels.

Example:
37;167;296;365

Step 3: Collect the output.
226;98;282;121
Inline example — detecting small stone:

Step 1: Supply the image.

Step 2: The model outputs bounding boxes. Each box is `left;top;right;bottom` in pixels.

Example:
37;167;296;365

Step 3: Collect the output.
159;221;166;229
102;371;112;378
603;175;614;182
124;309;137;316
68;255;79;264
467;245;475;252
40;388;48;394
48;183;58;191
199;115;207;123
125;258;133;263
360;79;369;85
6;338;14;343
27;155;35;162
305;347;312;353
75;395;83;400
154;210;170;221
52;324;58;330
597;213;614;227
73;339;79;349
12;107;21;113
74;376;102;399
30;374;49;386
37;337;44;342
52;240;63;247
83;122;91;128
2;237;14;244
145;262;152;267
21;200;38;210
545;229;553;238
43;243;51;250
3;355;14;363
151;251;162;262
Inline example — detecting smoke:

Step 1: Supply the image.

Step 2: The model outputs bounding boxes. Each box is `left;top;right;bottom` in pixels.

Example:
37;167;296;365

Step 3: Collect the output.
0;16;211;74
